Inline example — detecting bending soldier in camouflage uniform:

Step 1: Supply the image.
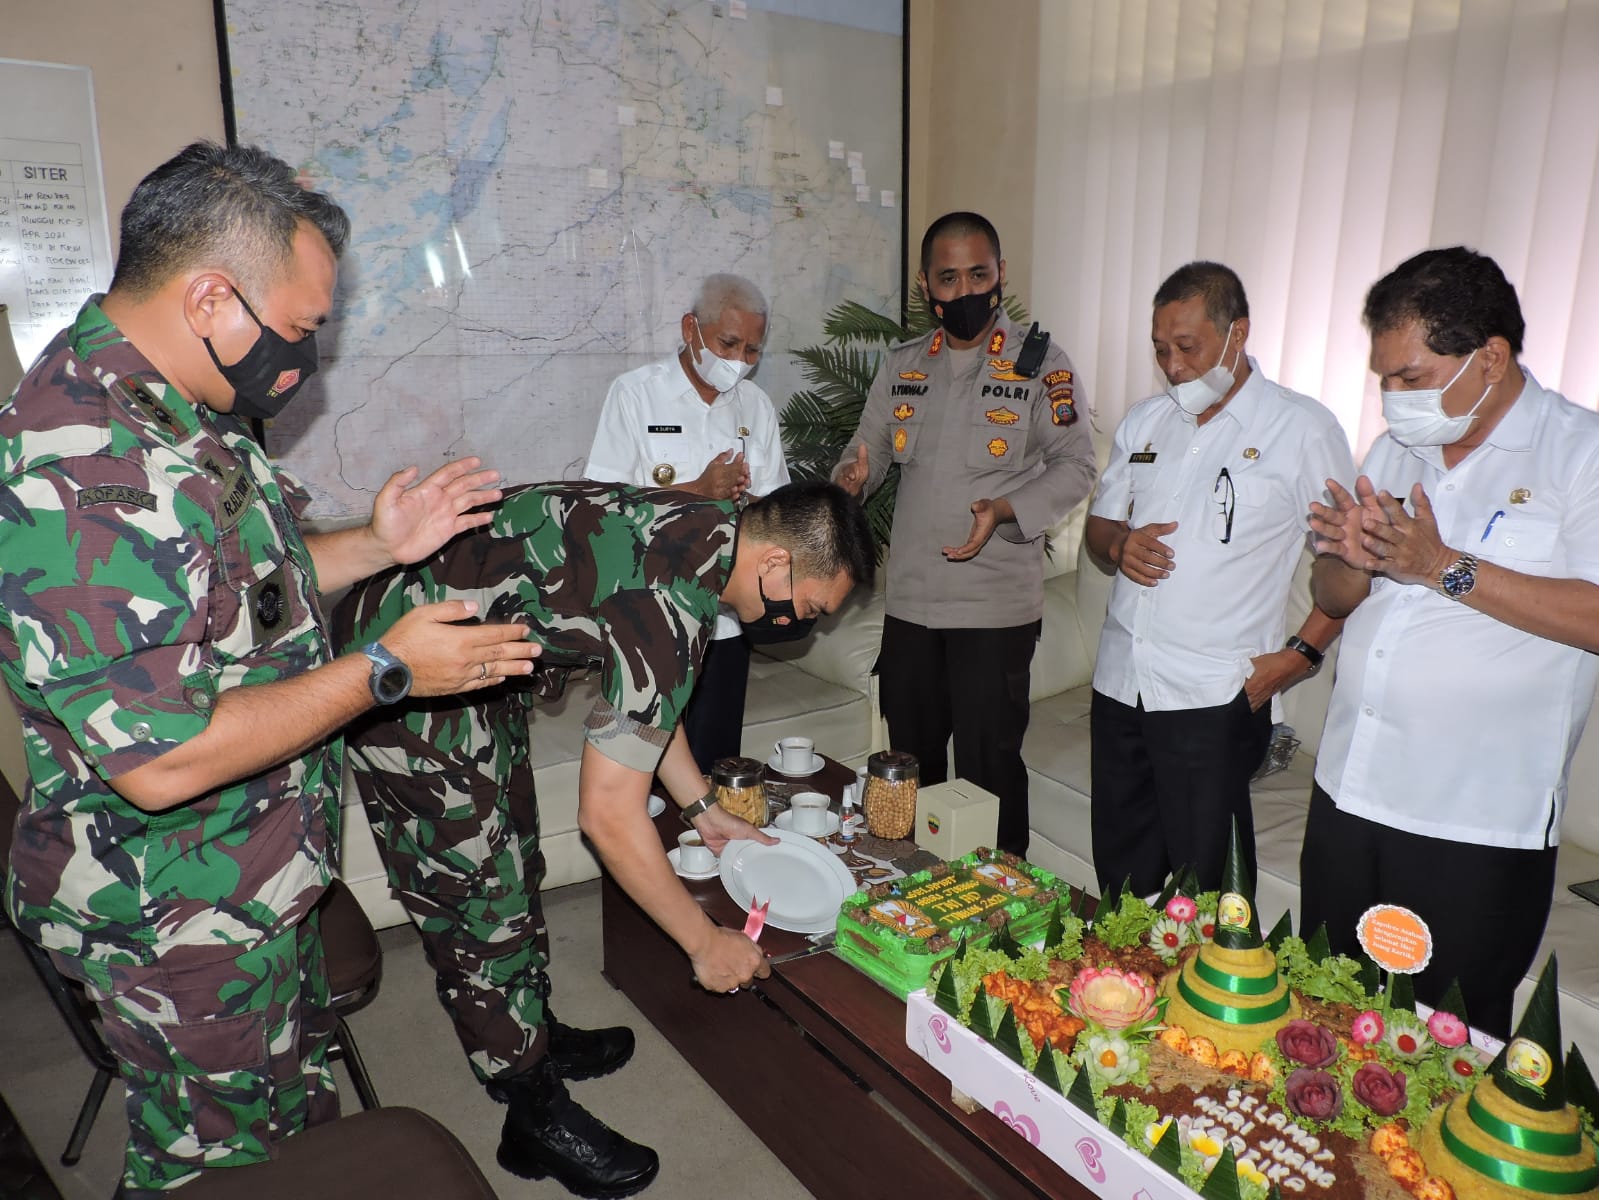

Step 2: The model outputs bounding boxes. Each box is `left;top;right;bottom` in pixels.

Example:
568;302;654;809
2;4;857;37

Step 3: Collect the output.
0;143;539;1195
334;479;873;1199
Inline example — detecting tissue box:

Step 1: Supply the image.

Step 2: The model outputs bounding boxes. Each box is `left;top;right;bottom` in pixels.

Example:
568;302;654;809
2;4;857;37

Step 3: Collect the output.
913;779;999;861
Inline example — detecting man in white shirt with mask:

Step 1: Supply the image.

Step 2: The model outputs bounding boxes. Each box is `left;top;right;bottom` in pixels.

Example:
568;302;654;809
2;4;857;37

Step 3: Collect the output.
1305;246;1599;1038
1086;261;1354;897
586;273;791;770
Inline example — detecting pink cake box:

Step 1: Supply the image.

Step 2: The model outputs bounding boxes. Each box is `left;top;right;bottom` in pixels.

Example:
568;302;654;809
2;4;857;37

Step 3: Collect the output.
904;990;1507;1200
905;989;1191;1200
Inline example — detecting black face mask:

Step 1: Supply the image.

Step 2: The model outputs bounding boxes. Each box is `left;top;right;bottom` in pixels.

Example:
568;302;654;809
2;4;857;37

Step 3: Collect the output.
931;283;1002;342
740;570;818;645
202;288;319;421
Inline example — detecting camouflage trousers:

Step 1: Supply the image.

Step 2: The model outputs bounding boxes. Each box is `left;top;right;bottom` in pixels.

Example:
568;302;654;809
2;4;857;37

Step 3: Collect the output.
346;690;552;1085
50;912;338;1192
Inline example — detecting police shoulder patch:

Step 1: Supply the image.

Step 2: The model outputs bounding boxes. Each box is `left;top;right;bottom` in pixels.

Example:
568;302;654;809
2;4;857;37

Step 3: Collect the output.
1043;368;1073;387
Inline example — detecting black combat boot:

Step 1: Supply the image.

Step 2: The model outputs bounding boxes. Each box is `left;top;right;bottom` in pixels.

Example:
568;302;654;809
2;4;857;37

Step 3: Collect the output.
496;1056;660;1198
486;1007;635;1099
546;1006;636;1081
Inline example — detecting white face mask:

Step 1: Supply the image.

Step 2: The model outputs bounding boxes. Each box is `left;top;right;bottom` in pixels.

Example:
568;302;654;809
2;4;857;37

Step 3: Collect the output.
689;318;754;394
1380;350;1491;447
1167;321;1241;416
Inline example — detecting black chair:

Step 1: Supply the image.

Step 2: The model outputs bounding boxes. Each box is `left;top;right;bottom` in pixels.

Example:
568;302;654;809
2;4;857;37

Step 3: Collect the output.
0;771;384;1169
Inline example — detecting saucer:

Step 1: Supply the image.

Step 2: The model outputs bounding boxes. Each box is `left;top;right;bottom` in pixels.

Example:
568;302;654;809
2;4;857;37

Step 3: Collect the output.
647;794;667;819
773;809;841;839
668;846;720;881
767;750;824;777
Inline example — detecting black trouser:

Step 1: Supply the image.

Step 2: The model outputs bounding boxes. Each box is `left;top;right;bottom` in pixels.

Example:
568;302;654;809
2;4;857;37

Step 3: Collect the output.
878;616;1040;856
1090;688;1271;897
682;633;751;773
1299;783;1557;1040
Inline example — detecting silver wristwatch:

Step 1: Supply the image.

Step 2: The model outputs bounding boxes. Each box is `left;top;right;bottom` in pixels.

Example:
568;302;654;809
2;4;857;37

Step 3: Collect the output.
1438;553;1479;600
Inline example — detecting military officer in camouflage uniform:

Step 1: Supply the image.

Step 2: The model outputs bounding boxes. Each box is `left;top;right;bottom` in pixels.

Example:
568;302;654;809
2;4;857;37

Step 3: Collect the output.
0;142;539;1195
334;479;873;1199
835;211;1097;858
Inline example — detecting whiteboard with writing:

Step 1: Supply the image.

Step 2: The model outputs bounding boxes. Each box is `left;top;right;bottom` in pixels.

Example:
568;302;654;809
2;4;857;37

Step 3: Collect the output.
0;59;114;370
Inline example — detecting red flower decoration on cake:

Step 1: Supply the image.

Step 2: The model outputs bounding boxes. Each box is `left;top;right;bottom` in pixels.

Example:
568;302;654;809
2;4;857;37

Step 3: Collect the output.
1351;1062;1408;1116
1276;1019;1340;1068
1284;1068;1344;1121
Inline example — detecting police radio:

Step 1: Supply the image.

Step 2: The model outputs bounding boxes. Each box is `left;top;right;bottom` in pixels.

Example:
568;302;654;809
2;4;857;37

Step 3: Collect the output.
1012;322;1051;379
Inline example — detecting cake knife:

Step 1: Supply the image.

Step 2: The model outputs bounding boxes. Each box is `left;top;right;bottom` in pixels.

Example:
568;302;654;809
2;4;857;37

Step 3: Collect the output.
766;932;838;965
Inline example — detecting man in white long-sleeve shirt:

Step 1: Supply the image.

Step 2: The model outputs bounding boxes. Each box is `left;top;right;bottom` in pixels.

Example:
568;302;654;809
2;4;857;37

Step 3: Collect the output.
585;274;790;771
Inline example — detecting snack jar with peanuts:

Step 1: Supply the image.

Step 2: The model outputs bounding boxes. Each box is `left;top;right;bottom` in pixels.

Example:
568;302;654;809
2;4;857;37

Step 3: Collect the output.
864;750;918;840
711;756;770;828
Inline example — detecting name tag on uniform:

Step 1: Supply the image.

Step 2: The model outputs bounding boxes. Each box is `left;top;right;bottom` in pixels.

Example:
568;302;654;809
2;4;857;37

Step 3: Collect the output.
1129;451;1158;464
647;424;682;433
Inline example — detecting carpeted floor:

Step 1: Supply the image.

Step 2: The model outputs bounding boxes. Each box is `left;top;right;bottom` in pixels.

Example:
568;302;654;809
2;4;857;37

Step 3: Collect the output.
0;879;815;1199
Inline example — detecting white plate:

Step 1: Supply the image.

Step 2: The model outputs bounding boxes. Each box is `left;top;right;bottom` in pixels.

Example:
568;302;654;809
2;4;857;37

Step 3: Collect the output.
720;828;856;934
667;846;720;881
766;750;824;777
772;809;841;839
647;794;667;819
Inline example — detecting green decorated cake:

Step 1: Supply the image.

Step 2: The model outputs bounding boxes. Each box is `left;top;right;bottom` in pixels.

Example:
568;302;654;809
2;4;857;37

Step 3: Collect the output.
836;847;1062;997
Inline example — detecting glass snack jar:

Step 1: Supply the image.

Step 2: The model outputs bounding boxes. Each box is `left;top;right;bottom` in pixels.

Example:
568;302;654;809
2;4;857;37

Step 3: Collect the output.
864;750;918;840
711;756;769;828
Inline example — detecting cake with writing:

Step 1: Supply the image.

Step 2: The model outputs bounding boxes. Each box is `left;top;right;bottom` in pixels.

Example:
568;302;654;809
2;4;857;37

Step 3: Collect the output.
836;848;1061;997
918;824;1599;1200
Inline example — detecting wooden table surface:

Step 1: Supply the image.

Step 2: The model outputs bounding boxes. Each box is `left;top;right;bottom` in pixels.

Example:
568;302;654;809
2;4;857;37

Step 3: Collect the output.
601;758;1091;1200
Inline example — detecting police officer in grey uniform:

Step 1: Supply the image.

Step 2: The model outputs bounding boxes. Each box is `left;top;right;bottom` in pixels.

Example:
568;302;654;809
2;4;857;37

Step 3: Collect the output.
834;211;1097;856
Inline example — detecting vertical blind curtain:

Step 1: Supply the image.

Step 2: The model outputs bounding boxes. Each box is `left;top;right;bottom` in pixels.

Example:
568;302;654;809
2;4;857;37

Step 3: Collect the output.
1031;0;1599;460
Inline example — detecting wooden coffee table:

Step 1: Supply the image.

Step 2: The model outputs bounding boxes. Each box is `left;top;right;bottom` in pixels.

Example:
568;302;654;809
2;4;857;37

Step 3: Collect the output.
601;758;1090;1199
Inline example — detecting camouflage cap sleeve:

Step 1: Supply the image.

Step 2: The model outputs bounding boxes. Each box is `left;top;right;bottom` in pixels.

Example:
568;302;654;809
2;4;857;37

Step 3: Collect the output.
0;456;212;778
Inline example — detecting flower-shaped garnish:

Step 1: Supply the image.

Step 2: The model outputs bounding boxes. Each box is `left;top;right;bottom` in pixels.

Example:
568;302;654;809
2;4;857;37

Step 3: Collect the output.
1150;916;1187;963
1276;1018;1340;1067
1445;1045;1487;1081
1351;1009;1385;1046
1351;1061;1408;1116
1187;1125;1225;1167
1284;1067;1344;1121
1237;1159;1268;1188
1067;965;1159;1030
1146;1117;1173;1147
1084;1032;1139;1085
1165;895;1198;923
1426;1010;1469;1048
1384;1012;1432;1060
1196;910;1217;941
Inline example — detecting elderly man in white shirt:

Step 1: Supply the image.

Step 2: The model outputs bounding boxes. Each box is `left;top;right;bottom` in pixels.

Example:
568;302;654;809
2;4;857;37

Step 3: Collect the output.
1086;262;1355;897
1306;246;1599;1038
585;273;791;770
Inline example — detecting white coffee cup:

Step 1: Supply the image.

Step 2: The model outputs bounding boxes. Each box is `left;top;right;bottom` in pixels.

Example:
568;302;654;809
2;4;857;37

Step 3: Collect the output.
775;735;815;774
788;791;831;836
677;830;716;874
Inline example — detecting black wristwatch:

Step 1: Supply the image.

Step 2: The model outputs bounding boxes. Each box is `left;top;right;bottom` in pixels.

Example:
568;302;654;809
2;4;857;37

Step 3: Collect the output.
1438;553;1480;600
1284;636;1323;672
680;789;718;828
361;641;413;705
